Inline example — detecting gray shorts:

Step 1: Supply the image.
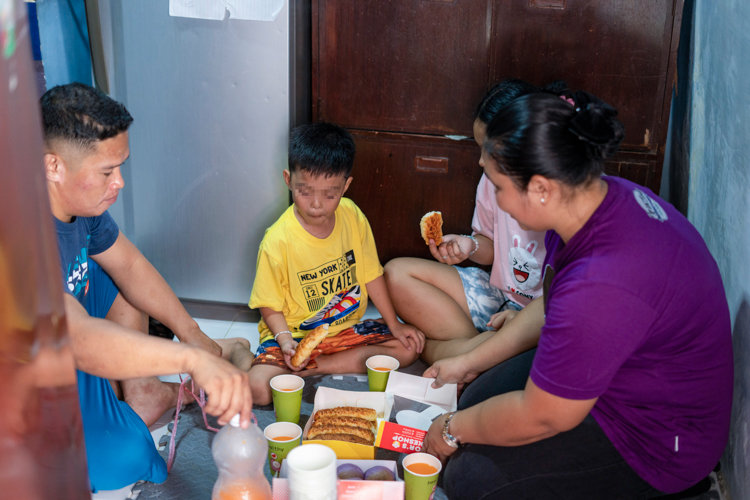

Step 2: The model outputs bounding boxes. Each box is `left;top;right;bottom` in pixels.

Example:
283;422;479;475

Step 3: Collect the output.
455;266;522;332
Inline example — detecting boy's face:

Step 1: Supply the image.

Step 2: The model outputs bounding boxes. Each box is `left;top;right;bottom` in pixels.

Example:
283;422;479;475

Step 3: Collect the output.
284;169;352;229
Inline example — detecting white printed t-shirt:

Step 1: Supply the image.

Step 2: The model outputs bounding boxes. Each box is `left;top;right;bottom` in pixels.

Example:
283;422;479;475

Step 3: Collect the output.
471;174;546;307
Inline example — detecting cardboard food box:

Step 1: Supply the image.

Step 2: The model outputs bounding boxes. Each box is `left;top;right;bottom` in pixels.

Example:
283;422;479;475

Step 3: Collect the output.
375;371;458;455
274;459;404;500
303;387;393;459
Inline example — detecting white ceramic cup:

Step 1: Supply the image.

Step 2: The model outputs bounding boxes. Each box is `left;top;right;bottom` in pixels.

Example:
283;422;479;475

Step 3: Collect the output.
286;444;338;500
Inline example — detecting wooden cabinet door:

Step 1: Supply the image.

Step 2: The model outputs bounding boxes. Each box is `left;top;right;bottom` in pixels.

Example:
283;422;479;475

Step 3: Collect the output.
313;0;491;136
490;0;677;154
346;131;484;264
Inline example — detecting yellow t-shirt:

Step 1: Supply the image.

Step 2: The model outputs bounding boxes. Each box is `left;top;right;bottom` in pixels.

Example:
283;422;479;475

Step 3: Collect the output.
249;198;384;344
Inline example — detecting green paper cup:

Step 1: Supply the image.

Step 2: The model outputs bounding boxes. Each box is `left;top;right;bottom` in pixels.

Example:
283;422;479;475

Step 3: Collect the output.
366;355;399;392
403;452;442;500
270;374;304;423
264;422;302;477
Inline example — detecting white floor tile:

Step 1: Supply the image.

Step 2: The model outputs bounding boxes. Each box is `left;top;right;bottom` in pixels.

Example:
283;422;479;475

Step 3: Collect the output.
194;318;233;339
91;482;136;500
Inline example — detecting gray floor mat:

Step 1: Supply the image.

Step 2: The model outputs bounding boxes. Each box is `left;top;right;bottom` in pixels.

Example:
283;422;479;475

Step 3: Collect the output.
137;362;448;500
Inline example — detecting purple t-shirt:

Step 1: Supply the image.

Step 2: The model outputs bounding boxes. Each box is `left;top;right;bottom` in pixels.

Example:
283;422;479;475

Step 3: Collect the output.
530;176;732;493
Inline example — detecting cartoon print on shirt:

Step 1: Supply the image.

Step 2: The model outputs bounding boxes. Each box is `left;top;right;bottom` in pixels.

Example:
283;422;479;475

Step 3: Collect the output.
508;236;541;291
297;250;361;330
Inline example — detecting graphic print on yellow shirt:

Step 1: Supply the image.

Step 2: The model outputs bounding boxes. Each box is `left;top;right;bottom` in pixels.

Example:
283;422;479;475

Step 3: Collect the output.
298;250;361;330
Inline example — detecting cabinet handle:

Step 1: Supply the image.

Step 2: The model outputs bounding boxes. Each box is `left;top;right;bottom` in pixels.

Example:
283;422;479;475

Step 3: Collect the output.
415;156;449;174
529;0;566;9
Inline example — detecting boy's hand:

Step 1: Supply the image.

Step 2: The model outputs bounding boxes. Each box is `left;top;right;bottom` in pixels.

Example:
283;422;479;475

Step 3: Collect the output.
279;337;309;372
429;234;473;265
390;322;425;353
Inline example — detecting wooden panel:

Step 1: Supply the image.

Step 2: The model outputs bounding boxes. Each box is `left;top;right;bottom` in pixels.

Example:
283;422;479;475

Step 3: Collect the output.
346;131;484;264
491;0;675;153
604;152;657;190
314;0;491;136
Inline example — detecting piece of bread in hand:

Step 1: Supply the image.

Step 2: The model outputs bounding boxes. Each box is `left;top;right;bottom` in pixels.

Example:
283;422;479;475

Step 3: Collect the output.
420;211;443;246
314;406;378;422
291;323;329;367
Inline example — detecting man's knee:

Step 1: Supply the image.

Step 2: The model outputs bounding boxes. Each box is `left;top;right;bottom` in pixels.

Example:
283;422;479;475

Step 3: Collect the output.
87;424;166;490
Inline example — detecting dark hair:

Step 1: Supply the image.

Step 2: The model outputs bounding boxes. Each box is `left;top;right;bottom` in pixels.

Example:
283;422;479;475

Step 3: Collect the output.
484;91;624;189
288;122;356;178
41;83;133;150
474;79;571;125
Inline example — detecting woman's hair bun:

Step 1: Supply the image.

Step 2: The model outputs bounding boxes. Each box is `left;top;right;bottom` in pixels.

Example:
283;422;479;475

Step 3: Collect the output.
568;91;624;161
541;80;571;97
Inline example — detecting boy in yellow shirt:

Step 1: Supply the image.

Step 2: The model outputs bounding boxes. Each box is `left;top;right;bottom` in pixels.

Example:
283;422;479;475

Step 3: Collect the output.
247;123;424;404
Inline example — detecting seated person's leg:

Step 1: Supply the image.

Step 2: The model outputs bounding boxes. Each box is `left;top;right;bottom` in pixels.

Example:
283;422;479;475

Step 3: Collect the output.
444;414;657;500
247;349;292;406
77;371;167;491
384;258;477;340
447;351;661;499
457;348;536;410
303;320;420;375
218;337;254;372
88;261;193;426
79;261;168;490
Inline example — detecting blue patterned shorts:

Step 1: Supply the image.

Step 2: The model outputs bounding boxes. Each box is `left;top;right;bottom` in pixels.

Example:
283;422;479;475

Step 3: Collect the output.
455;266;522;332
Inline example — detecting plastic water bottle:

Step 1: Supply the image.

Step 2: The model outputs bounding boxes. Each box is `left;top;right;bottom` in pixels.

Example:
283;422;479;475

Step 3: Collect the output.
212;414;272;500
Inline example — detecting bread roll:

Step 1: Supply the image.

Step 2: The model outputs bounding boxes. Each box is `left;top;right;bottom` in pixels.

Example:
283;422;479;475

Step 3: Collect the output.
420;211;443;246
307;425;375;445
291;323;329;367
311;416;376;434
314;406;377;422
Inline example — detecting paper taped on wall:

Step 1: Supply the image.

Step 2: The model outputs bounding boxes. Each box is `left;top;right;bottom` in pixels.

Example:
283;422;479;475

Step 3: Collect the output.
169;0;284;21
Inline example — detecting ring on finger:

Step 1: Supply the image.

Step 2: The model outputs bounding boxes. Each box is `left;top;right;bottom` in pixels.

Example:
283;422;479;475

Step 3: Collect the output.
442;255;447;259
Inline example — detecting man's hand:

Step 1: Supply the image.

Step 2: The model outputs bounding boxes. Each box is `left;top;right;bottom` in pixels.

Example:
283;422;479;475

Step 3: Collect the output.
186;350;252;427
428;235;474;266
181;325;223;358
487;309;519;331
424;354;480;389
390;322;425;353
279;336;308;372
421;412;459;464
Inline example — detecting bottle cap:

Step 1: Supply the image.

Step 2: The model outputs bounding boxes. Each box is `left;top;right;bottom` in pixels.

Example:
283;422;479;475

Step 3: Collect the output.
229;414;241;428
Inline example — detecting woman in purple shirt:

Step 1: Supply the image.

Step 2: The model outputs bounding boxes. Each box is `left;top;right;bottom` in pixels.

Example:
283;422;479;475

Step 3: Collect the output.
422;91;733;499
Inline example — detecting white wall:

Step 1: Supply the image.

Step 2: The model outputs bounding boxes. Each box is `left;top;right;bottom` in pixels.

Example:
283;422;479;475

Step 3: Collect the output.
688;1;750;498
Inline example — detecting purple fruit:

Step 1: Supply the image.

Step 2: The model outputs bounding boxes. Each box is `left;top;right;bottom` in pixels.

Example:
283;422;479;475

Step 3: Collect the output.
364;466;394;481
337;463;365;480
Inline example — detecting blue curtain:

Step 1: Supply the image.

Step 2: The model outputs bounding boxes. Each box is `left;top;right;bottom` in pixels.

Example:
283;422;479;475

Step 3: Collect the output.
36;0;92;88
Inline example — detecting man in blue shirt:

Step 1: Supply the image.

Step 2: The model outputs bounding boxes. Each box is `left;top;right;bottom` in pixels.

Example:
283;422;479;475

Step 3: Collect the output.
42;83;254;492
